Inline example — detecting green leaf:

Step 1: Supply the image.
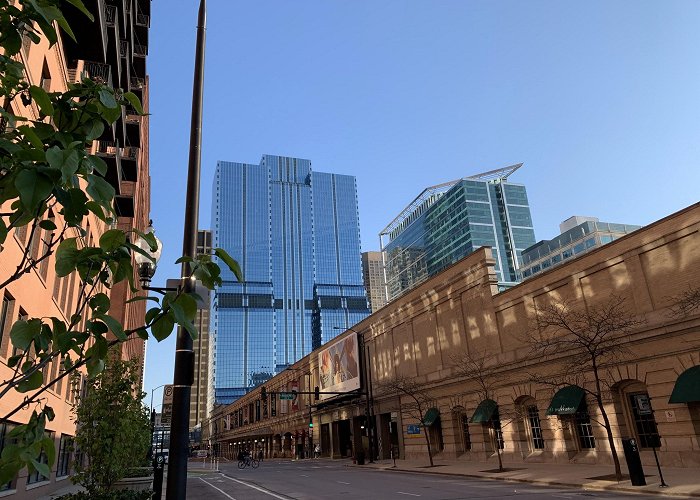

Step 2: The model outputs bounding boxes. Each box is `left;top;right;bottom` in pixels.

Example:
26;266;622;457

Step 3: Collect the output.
126;295;159;304
17;125;44;149
151;313;175;341
135;328;149;340
65;0;95;22
55;238;79;277
39;219;57;231
10;319;41;351
84;119;104;141
87;155;108;176
15;170;53;211
89;293;111;313
170;295;197;340
98;314;126;341
214;248;243;282
99;229;126;251
86;357;105;378
86;174;115;205
29;86;54;117
175;256;194;264
123;92;144;115
17;370;43;393
98;89;118;109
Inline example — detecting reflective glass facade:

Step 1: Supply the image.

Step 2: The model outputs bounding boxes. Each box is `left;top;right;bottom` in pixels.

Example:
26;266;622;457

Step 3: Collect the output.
211;155;369;404
382;170;535;300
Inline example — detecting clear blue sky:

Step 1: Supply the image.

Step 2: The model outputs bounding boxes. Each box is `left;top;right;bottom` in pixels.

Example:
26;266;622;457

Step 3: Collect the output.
143;0;700;401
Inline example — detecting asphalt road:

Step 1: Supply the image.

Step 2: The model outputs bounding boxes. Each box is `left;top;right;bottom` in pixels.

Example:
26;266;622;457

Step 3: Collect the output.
185;459;662;500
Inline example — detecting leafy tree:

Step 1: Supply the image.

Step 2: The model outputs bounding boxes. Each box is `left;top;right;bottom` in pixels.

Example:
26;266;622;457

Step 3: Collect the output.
527;295;645;481
71;356;150;496
0;0;242;484
375;375;436;467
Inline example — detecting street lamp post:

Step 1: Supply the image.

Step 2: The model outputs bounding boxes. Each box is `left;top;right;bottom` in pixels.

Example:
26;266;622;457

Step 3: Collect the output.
165;0;207;498
333;326;375;463
284;367;313;458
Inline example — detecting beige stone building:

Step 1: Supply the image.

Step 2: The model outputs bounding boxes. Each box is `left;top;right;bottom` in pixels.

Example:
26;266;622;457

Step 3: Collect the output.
205;202;700;473
362;251;388;313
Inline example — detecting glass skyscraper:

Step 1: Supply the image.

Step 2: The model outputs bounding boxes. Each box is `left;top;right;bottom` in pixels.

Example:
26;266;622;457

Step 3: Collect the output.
211;155;370;404
381;164;536;300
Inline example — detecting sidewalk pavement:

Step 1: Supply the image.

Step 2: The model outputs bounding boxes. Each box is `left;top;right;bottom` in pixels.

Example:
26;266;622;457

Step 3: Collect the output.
353;457;700;498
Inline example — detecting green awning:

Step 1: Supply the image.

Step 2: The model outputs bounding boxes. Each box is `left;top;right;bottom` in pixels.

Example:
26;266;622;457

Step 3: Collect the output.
546;385;586;415
669;366;700;404
470;399;497;423
422;407;440;426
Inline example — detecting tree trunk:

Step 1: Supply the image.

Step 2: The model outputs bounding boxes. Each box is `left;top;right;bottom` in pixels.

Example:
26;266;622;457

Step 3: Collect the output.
592;362;623;481
423;425;434;467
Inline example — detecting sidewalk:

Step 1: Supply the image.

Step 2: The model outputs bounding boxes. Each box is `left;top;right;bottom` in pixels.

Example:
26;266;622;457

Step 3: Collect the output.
354;457;700;498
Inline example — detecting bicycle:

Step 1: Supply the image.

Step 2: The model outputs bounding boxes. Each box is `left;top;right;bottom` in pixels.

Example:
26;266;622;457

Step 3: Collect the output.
238;455;259;469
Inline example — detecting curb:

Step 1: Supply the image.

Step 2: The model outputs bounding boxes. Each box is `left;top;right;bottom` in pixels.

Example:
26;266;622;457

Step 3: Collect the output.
348;464;697;499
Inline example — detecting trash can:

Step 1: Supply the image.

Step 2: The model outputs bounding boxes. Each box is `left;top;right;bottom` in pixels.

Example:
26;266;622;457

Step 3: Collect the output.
621;438;646;486
356;451;365;465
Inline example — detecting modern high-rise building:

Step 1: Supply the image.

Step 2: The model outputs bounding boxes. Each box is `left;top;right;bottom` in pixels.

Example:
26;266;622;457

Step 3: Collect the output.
520;216;641;279
211;155;370;404
381;164;535;300
362;251;388;312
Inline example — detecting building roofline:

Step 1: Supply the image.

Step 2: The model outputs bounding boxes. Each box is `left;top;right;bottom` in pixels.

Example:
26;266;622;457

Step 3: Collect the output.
379;163;524;239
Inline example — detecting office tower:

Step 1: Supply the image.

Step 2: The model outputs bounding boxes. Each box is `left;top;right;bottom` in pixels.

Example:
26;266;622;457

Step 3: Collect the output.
520;217;641;279
381;164;535;300
188;230;212;430
0;1;151;496
362;251;388;312
211;155;370;404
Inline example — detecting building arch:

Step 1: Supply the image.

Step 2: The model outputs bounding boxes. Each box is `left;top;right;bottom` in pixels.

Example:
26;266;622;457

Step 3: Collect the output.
514;395;545;453
610;379;661;449
450;405;471;455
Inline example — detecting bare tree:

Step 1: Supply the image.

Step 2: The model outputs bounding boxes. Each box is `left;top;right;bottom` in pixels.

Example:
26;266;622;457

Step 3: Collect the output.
376;375;436;467
669;286;700;318
450;349;526;472
528;295;645;481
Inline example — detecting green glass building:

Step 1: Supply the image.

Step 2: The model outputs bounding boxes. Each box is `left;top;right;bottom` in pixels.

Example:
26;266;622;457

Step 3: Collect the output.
381;164;536;300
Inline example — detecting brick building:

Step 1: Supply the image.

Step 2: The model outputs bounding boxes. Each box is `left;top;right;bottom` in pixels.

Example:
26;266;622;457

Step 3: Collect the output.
205;202;700;472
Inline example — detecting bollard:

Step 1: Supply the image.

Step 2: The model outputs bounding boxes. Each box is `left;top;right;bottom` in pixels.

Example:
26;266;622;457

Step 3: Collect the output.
152;455;165;499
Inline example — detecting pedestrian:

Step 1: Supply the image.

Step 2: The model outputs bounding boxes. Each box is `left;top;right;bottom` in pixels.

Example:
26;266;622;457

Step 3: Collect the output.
314;443;320;459
258;448;263;461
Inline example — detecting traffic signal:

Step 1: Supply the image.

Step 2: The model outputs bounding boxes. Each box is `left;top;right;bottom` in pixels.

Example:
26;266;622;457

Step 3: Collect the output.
309;421;313;428
314;386;320;400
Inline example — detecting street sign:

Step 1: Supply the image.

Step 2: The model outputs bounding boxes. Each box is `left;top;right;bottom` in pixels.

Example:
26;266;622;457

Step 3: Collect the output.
279;392;294;400
406;424;421;438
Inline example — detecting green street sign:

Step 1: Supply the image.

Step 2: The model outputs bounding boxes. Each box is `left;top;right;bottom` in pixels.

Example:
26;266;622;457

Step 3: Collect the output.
279;393;295;400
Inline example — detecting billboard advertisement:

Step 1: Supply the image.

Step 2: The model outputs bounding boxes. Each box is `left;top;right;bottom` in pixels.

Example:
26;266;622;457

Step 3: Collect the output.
318;333;361;400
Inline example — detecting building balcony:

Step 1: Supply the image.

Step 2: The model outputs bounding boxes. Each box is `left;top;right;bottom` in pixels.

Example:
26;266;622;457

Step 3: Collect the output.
94;140;123;194
132;44;147;78
120;146;139;182
62;0;107;64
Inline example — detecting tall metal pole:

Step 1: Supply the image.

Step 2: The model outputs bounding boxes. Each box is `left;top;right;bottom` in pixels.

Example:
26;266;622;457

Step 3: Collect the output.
166;1;206;498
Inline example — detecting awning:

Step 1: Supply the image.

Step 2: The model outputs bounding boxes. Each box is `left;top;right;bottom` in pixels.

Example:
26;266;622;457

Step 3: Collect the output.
422;408;440;426
546;385;586;415
470;399;497;423
669;366;700;404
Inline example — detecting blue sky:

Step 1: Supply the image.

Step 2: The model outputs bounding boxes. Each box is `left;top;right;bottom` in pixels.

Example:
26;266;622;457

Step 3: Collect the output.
143;0;700;401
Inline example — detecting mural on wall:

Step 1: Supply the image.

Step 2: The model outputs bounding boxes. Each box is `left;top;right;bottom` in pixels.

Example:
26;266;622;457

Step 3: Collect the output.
318;333;361;400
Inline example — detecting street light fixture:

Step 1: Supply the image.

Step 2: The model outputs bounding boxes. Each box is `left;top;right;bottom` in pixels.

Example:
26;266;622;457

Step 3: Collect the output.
333;326;375;463
134;222;177;294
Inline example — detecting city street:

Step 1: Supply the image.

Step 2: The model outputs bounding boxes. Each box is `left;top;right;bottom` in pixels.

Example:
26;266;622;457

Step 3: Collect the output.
185;459;663;500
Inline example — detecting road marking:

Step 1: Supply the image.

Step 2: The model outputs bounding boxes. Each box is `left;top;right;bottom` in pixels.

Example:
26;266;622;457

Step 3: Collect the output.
300;474;309;477
337;480;351;484
199;477;237;500
222;475;289;499
396;492;421;497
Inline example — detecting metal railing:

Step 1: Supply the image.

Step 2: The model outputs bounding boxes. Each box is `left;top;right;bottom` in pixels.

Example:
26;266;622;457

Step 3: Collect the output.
83;61;112;85
120;40;128;57
122;147;139;160
134;44;147;57
130;77;144;90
